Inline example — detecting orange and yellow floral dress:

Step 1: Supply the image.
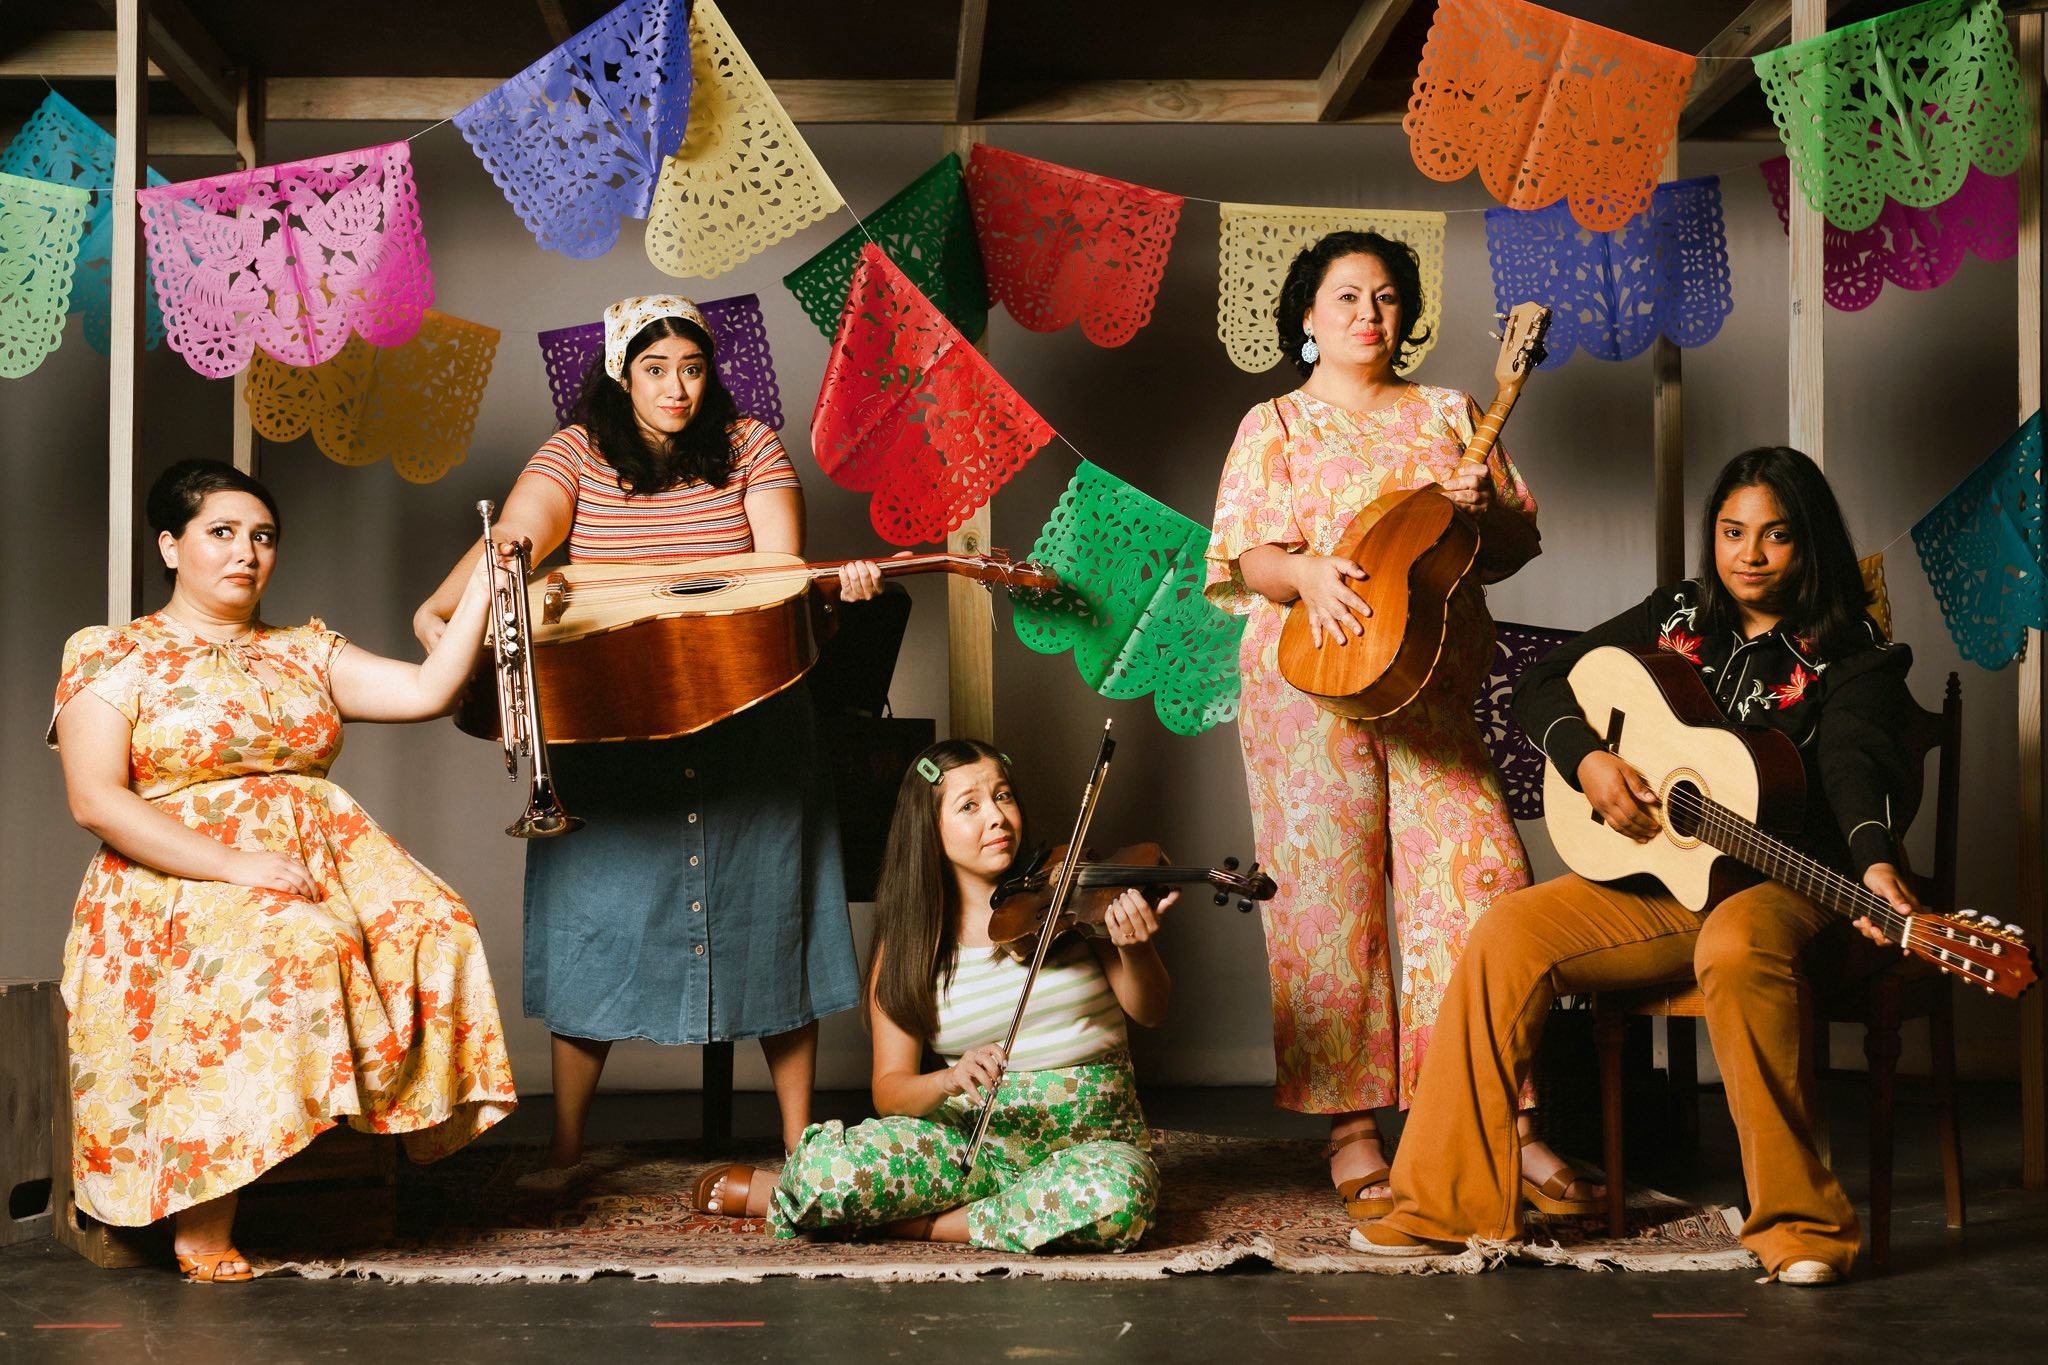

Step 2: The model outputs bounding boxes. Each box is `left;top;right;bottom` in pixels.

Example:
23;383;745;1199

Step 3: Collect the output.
49;613;518;1226
1205;386;1537;1114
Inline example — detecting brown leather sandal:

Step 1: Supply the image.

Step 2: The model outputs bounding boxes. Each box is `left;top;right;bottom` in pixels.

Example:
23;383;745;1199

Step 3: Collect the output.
1326;1127;1393;1220
693;1162;765;1218
1519;1132;1604;1216
175;1246;254;1283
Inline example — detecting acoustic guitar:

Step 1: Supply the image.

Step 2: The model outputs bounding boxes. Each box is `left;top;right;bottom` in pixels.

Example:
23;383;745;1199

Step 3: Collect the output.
1278;302;1552;720
455;550;1058;744
1542;646;2035;1001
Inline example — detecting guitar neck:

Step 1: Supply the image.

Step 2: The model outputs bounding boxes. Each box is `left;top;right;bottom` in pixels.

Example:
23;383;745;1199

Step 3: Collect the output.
797;552;980;582
1459;382;1525;471
1687;794;1909;940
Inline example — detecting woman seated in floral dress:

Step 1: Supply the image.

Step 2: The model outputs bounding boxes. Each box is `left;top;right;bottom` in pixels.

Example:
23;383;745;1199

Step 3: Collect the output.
694;739;1171;1253
50;460;520;1282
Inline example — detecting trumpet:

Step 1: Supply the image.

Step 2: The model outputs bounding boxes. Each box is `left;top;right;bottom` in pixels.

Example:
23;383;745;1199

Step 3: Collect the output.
478;500;583;839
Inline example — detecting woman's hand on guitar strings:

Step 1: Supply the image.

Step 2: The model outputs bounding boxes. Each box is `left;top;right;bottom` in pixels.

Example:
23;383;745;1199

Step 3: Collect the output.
837;551;911;604
1294;554;1373;647
1576;750;1662;842
1855;863;1921;946
1435;463;1495;515
941;1043;1007;1108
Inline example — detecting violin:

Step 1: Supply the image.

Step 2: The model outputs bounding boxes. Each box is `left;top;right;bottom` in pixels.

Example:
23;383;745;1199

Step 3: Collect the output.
986;841;1277;947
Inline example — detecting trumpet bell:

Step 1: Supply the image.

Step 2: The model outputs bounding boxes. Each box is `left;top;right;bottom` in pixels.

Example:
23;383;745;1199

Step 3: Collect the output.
509;807;585;839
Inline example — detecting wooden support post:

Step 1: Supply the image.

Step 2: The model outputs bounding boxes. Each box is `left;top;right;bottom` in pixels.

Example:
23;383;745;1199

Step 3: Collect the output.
108;0;149;626
230;71;263;476
2016;12;2047;1190
941;123;996;742
1652;146;1685;586
1788;0;1826;464
953;0;988;123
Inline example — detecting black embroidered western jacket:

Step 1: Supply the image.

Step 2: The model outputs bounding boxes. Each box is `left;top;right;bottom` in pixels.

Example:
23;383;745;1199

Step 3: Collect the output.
1514;581;1921;879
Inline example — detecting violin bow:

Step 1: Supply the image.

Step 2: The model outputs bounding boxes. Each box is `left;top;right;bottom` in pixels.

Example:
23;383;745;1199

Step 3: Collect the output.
958;719;1118;1174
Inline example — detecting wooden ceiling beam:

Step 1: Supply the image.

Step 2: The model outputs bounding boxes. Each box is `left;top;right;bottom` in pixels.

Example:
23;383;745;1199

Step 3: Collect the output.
1316;0;1418;122
92;0;239;141
0;31;164;79
1679;0;1854;138
264;75;1413;125
954;0;988;123
535;0;575;45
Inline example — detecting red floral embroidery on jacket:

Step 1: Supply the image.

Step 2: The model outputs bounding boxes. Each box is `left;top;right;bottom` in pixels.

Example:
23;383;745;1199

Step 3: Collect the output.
1772;663;1814;709
1658;627;1703;664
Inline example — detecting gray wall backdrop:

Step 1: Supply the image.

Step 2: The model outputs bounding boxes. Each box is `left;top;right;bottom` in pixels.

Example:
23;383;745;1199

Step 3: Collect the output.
3;119;2026;1098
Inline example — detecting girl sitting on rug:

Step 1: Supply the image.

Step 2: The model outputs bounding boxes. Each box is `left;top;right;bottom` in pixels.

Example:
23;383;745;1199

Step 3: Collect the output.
694;739;1172;1254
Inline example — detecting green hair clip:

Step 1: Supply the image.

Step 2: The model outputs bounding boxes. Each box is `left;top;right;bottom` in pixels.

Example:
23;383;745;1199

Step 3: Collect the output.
916;756;943;784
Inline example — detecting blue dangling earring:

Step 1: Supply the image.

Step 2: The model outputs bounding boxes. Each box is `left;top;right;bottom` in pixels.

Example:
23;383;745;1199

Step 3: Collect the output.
1300;328;1320;365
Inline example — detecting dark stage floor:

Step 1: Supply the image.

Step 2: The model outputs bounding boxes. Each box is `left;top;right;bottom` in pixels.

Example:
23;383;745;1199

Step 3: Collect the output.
4;1078;2045;1363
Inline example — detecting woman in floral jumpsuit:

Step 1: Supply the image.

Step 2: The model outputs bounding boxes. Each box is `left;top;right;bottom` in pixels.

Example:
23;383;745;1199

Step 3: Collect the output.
1206;231;1594;1220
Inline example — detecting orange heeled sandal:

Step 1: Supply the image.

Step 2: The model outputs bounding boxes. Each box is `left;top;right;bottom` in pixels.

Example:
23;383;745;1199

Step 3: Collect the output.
175;1247;254;1283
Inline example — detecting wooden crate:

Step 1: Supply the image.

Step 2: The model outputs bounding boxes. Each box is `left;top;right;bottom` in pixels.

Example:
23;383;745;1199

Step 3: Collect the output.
49;987;397;1267
1;979;57;1247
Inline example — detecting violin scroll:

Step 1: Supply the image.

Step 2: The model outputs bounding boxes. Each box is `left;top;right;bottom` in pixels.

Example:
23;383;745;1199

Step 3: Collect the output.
1213;856;1271;913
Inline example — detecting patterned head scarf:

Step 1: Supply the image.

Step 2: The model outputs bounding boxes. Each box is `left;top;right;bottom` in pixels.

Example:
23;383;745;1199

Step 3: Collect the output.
603;294;712;381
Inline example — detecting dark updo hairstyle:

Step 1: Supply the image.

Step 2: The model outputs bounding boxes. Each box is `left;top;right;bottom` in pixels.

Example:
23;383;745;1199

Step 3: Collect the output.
1694;446;1874;658
1276;230;1432;378
572;314;742;497
867;738;1021;1041
146;459;282;584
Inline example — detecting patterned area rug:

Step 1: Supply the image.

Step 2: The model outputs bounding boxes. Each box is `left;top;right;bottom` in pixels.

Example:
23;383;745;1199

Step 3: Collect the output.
254;1132;1755;1283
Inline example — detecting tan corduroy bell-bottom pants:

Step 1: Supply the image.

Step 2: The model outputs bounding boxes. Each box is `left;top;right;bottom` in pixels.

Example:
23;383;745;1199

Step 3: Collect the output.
1378;872;1860;1275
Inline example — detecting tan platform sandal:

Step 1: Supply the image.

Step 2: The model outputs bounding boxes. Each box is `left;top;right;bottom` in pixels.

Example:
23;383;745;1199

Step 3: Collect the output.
1518;1131;1604;1217
1326;1127;1393;1220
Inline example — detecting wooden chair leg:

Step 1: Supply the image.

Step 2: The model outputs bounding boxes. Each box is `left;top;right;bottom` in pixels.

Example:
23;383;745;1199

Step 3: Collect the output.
1805;991;1831;1169
1665;1016;1700;1153
701;1041;734;1148
1929;982;1966;1231
1595;1004;1628;1237
1864;981;1902;1270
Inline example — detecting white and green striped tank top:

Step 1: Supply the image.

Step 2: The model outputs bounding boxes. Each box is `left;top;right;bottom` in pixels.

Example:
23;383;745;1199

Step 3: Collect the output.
929;938;1126;1072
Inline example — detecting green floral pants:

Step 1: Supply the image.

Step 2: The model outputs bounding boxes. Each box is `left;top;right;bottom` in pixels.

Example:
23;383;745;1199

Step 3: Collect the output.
769;1050;1158;1253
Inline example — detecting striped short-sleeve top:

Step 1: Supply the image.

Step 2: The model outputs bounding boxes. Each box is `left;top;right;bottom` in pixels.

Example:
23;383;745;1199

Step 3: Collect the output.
518;419;801;562
929;938;1127;1073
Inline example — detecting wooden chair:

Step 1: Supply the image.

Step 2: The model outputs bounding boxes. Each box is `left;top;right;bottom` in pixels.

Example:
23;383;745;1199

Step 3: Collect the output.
1592;672;1965;1268
48;987;398;1268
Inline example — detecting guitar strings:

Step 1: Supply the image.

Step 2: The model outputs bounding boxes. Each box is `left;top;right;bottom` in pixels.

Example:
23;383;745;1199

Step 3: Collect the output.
1656;785;1907;935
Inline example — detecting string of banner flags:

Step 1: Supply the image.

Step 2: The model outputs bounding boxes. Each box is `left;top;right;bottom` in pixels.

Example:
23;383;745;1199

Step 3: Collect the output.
0;0;2042;760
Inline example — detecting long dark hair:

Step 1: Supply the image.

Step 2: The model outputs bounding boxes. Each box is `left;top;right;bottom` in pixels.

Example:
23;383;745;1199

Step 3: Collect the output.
1276;230;1432;377
1694;446;1873;656
570;314;741;496
147;459;282;585
868;739;1018;1041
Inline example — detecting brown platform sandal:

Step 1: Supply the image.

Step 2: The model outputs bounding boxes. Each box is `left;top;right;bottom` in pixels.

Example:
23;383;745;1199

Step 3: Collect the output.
1326;1127;1393;1220
175;1247;254;1283
693;1162;767;1218
1519;1132;1604;1217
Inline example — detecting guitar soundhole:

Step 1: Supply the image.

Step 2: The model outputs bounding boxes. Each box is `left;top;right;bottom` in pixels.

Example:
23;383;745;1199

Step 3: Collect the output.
659;576;732;598
1666;778;1704;839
